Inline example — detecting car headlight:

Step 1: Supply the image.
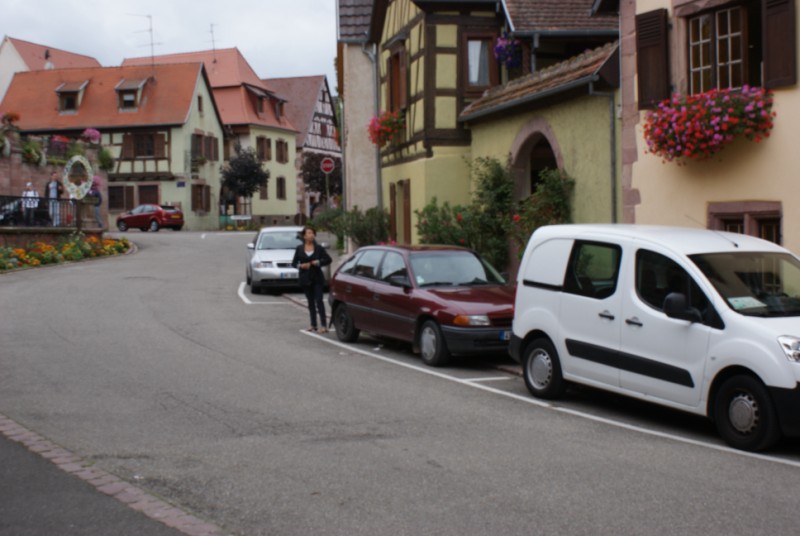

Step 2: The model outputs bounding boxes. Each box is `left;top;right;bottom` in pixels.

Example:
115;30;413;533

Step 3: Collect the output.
255;261;273;269
453;315;490;327
778;336;800;362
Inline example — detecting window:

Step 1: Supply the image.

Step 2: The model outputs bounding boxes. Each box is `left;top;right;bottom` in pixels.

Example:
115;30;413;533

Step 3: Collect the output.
257;136;272;160
197;95;203;113
59;92;78;112
276;177;286;200
563;241;622;299
257;97;265;114
108;185;134;211
134;134;155;157
636;250;711;315
708;201;782;244
191;184;211;212
119;90;137;109
353;249;385;279
688;6;754;93
138;184;159;205
338;252;362;275
191;134;203;158
259;182;268;200
463;32;499;94
276;140;289;164
378;252;407;283
387;44;408;112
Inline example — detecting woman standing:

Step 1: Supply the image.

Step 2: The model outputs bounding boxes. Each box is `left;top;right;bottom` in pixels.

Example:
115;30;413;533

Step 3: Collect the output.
292;226;332;332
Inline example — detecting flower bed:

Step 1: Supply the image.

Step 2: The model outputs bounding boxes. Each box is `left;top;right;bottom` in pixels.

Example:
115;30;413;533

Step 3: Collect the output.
0;234;131;271
643;86;775;163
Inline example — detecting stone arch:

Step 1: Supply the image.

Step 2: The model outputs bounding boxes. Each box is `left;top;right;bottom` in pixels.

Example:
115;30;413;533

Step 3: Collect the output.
509;117;563;201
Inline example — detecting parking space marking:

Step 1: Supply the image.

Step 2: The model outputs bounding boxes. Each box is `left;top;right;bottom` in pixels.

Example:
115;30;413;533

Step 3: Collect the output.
237;282;293;305
464;376;516;383
304;330;800;469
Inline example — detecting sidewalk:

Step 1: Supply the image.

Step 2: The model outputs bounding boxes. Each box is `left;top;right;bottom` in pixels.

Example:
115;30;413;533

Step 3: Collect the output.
0;414;228;536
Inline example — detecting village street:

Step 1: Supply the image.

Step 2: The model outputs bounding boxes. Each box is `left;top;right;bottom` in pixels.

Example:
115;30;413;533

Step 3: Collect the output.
1;231;798;535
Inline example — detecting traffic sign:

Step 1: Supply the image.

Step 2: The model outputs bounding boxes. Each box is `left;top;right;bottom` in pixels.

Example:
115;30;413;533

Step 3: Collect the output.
320;157;335;174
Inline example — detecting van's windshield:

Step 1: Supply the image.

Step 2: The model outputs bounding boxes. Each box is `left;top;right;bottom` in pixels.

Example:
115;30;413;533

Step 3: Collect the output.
690;252;800;317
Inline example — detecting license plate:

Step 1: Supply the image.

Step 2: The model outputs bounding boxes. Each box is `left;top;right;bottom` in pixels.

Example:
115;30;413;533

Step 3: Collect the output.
500;331;511;341
171;214;180;219
280;272;297;279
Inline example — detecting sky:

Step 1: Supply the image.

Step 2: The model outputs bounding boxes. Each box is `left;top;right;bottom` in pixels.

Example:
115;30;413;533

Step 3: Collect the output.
1;0;339;92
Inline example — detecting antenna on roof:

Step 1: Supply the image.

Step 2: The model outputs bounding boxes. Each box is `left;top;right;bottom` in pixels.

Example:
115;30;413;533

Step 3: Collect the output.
209;24;218;63
129;13;163;72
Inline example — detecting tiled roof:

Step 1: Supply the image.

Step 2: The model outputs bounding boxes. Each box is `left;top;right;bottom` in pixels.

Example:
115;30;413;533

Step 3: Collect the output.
460;41;618;122
503;0;618;32
4;36;101;70
338;0;374;43
0;63;204;131
123;48;267;90
122;48;295;132
264;76;326;146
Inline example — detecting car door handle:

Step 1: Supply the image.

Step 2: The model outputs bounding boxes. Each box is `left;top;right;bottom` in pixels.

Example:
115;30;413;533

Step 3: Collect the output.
345;284;352;293
625;317;643;327
598;311;615;320
373;293;380;301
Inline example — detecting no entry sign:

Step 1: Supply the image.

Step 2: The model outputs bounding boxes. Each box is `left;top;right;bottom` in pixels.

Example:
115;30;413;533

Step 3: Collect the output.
320;157;335;174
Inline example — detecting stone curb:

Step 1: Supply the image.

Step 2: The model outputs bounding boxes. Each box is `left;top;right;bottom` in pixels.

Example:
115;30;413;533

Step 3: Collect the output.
0;412;229;536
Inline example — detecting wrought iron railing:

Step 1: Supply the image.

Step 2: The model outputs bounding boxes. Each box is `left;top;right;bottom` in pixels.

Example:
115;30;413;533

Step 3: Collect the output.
0;195;80;228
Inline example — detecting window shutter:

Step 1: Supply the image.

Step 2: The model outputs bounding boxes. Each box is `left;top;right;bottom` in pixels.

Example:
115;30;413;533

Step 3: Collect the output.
192;184;201;211
266;138;272;161
212;137;219;161
122;134;134;159
154;133;166;158
764;0;797;88
204;136;212;158
636;9;670;109
125;186;134;210
399;49;408;109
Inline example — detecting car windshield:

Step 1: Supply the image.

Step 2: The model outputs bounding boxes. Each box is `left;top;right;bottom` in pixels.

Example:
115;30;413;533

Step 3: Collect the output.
257;230;302;250
690;251;800;317
409;250;505;287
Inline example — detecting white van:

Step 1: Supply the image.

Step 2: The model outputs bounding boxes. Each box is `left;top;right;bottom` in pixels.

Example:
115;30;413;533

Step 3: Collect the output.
510;224;800;451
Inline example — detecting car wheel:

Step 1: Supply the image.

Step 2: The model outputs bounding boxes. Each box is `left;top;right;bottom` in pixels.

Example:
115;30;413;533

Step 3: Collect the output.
713;374;781;452
246;269;252;285
117;221;128;232
334;304;360;342
419;320;451;367
522;338;566;399
140;227;148;232
149;220;160;232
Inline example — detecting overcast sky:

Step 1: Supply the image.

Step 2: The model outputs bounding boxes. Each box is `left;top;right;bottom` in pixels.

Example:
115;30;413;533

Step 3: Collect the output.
1;0;338;92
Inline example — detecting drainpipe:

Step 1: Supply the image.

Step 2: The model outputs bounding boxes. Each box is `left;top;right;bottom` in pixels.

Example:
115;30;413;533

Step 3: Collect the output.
362;41;383;210
589;82;618;223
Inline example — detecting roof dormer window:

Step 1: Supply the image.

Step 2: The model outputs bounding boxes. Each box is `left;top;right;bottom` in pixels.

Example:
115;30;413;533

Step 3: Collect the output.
115;78;147;111
55;80;89;113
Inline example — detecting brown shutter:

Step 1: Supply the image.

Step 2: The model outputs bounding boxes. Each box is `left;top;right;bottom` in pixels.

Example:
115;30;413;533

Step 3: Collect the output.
402;179;411;244
266;138;272;161
389;182;397;241
764;0;797;88
213;137;219;161
192;184;201;211
399;48;408;109
154;133;166;158
223;140;230;161
636;9;670;109
203;185;210;212
125;186;134;210
122;134;134;159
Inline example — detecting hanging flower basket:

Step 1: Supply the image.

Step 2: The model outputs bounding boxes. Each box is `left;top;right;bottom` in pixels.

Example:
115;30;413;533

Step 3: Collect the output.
643;85;776;163
494;32;522;70
368;111;405;147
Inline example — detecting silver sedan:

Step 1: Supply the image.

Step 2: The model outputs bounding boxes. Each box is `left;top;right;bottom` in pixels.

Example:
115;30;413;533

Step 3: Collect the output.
246;226;330;293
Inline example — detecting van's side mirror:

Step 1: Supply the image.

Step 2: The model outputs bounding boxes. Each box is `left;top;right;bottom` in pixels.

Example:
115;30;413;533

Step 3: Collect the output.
663;292;702;323
247;243;255;250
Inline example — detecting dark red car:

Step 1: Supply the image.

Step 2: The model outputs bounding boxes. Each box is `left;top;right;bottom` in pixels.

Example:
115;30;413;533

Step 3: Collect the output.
116;204;184;232
329;244;515;366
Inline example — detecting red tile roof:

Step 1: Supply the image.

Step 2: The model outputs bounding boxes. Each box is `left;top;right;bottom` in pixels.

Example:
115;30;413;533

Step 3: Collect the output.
0;63;205;132
264;76;326;146
122;48;295;132
504;0;618;32
460;41;618;122
4;36;101;70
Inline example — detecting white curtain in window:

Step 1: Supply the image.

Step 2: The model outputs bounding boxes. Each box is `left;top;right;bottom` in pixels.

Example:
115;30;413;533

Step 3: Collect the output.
468;40;489;86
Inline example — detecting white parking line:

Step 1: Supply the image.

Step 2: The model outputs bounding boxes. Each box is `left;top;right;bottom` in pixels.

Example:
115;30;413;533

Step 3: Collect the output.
304;330;800;469
465;376;516;383
237;282;291;305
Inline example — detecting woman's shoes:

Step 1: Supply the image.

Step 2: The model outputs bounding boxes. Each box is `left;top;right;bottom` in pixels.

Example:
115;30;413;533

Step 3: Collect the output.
318;327;328;334
306;326;317;332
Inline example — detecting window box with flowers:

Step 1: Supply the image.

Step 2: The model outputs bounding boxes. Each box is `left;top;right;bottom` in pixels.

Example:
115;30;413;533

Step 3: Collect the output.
643;86;776;163
368;111;405;147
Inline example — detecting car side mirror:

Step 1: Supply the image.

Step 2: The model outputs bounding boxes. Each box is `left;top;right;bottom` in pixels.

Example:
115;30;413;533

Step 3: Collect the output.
320;241;330;249
247;243;255;250
388;274;411;288
663;292;702;323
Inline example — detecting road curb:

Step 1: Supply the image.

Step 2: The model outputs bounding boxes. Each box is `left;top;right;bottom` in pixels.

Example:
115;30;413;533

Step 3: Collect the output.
0;412;229;536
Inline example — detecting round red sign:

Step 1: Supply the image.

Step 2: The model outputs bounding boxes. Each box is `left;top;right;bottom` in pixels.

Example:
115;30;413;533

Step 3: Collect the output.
320;157;335;174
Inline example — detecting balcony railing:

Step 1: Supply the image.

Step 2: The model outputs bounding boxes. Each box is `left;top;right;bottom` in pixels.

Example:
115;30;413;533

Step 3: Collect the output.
0;195;80;228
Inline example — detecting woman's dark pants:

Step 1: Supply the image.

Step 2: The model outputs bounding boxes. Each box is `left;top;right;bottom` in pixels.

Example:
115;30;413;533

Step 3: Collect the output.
304;280;326;328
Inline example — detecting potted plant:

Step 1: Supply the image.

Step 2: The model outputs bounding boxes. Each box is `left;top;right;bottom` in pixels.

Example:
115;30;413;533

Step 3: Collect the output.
367;111;405;147
494;32;522;70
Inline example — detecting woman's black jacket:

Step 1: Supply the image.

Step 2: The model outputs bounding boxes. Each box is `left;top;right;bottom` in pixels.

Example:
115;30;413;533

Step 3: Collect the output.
291;242;332;287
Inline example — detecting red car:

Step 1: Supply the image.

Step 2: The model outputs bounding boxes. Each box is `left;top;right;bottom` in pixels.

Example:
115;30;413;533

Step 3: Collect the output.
116;204;184;232
329;244;515;366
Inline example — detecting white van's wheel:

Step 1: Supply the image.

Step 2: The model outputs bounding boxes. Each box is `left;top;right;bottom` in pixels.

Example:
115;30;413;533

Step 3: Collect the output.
523;338;565;399
713;375;780;452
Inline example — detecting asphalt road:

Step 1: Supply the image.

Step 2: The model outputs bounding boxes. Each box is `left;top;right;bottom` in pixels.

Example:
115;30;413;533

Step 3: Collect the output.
1;230;798;535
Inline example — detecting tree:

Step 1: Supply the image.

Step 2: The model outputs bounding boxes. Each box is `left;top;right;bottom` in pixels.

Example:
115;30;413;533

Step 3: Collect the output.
221;144;270;199
301;153;341;202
